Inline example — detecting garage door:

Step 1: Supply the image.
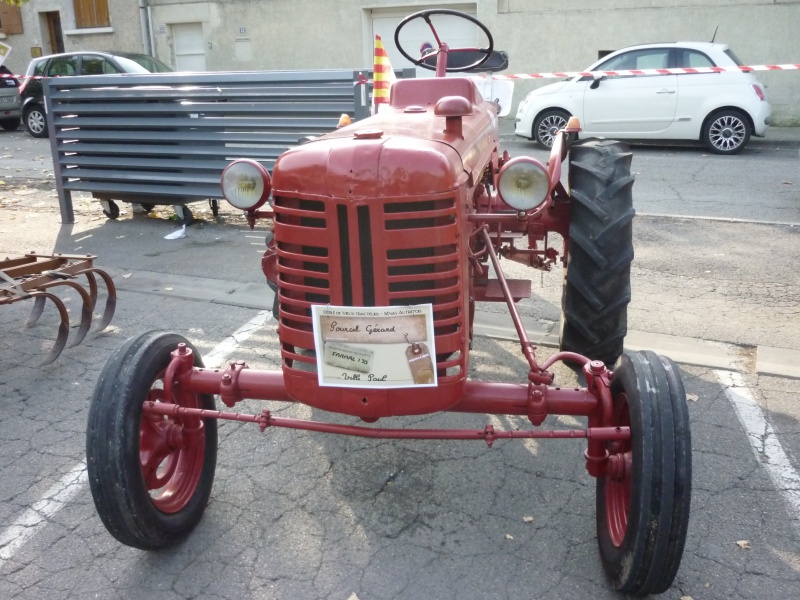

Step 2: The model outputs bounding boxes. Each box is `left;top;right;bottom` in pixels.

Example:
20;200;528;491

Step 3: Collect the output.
172;22;206;71
370;5;478;78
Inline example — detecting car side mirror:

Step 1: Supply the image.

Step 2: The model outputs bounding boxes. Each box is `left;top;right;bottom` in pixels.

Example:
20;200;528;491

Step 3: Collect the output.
589;72;604;89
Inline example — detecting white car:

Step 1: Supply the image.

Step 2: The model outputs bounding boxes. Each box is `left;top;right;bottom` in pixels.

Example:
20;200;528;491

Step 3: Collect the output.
514;42;771;154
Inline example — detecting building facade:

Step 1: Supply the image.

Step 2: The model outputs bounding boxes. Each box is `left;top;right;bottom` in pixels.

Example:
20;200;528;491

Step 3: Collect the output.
1;0;797;124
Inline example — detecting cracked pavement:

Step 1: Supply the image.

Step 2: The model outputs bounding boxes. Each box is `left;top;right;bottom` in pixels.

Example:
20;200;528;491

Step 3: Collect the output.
2;130;800;598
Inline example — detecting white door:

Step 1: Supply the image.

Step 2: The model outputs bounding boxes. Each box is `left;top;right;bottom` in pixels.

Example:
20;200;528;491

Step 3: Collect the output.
173;23;206;71
583;48;677;135
583;74;678;135
371;6;478;78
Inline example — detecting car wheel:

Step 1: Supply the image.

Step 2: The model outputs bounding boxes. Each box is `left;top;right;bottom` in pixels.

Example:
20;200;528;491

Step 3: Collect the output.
24;104;48;138
0;118;20;131
702;110;751;155
533;109;571;150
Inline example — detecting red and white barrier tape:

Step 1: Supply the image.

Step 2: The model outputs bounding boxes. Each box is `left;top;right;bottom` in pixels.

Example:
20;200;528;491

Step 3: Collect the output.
490;64;800;80
3;63;799;82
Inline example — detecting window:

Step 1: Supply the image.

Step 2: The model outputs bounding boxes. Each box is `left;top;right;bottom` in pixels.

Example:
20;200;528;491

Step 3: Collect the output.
724;49;744;66
47;56;78;77
81;55;120;75
600;49;670;72
32;60;47;78
126;55;173;73
0;4;23;34
74;0;110;29
677;50;715;69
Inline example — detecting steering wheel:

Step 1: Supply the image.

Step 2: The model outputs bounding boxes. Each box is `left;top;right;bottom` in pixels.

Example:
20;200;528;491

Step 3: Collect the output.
394;9;494;73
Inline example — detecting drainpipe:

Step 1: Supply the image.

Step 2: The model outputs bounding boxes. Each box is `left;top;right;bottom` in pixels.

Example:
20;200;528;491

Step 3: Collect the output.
138;0;153;55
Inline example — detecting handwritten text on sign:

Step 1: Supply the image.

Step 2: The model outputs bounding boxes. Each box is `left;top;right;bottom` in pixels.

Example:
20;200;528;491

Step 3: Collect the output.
311;305;437;389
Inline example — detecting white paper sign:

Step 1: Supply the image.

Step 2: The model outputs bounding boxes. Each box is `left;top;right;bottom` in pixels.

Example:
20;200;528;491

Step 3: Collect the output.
312;304;437;389
0;42;11;67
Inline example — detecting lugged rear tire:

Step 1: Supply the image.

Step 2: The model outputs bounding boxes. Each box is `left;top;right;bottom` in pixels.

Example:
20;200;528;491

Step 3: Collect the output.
560;138;635;366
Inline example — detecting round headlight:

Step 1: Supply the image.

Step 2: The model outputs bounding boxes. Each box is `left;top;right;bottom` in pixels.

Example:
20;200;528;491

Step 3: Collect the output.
221;159;271;210
497;157;550;212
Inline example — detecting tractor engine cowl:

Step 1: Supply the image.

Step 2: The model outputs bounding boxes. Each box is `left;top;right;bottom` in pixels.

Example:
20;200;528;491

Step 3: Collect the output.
270;81;497;419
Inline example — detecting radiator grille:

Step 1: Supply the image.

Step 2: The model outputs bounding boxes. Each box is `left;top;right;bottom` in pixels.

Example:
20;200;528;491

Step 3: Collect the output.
274;194;463;378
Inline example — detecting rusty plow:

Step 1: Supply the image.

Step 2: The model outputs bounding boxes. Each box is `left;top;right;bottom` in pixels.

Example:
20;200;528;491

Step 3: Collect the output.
1;253;117;364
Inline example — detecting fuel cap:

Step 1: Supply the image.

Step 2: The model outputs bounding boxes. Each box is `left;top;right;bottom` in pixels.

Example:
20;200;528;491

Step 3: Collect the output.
354;129;384;139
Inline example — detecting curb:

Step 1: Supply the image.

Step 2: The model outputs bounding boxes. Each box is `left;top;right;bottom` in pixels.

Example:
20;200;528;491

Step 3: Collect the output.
473;310;800;379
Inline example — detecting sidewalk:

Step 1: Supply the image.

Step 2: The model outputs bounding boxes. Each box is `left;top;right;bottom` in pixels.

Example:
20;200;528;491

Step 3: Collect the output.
755;124;800;146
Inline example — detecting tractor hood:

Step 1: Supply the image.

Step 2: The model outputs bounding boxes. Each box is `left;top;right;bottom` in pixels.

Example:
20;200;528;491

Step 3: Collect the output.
272;77;498;199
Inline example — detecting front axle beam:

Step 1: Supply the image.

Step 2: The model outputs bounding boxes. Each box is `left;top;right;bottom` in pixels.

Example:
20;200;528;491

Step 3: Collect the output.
143;401;629;448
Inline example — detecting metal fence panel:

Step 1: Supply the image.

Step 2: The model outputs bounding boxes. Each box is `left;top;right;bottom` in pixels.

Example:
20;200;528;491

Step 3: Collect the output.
46;69;414;224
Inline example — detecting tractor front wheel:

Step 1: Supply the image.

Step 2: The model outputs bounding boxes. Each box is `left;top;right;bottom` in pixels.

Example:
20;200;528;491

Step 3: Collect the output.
86;331;218;549
560;138;635;367
596;351;692;596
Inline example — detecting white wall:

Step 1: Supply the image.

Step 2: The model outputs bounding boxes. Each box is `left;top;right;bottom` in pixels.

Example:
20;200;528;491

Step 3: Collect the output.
153;0;795;124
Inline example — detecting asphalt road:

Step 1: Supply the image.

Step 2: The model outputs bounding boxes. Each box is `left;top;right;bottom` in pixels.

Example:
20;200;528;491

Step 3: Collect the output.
1;127;799;599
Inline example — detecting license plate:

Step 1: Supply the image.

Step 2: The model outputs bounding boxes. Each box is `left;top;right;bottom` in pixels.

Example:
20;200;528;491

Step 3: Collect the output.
0;96;15;104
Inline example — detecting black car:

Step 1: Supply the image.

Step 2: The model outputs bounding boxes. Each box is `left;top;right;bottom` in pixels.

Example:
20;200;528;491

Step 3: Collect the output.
0;65;21;131
20;51;172;138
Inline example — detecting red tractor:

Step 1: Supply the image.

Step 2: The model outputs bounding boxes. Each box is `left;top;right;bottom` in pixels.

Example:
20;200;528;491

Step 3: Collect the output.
86;10;691;596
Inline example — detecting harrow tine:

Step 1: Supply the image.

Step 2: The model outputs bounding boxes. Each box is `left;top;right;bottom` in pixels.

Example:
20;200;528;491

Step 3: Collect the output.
3;254;116;363
83;270;99;308
36;280;94;347
28;291;71;366
26;295;47;326
75;267;117;331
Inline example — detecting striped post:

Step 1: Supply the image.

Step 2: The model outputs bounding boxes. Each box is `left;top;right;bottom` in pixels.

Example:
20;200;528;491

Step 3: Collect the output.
372;34;396;114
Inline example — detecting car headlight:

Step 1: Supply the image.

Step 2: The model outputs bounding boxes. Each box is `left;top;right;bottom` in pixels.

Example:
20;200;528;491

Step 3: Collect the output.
497;157;550;211
220;159;271;210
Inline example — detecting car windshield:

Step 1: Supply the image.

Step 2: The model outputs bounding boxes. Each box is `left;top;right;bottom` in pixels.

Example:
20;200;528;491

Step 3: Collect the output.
122;55;172;73
28;59;46;77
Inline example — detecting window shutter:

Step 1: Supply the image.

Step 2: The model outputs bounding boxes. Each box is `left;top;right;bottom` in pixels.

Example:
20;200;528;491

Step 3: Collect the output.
74;0;110;29
0;5;24;35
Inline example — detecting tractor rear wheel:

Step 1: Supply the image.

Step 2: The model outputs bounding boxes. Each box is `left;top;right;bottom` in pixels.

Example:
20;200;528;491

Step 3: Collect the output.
560;138;634;366
86;331;217;549
596;351;692;596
